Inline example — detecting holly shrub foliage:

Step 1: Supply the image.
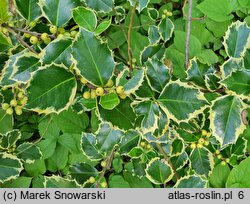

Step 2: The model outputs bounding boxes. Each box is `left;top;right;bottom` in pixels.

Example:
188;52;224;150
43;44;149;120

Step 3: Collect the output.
0;0;250;188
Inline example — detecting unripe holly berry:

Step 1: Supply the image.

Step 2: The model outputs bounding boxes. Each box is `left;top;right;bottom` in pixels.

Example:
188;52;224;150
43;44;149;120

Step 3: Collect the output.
105;79;114;87
163;9;168;14
140;141;146;147
64;32;70;37
206;132;211;138
167;12;173;16
70;30;78;37
41;33;49;41
6;107;13;115
197;143;203;149
80;78;87;84
91;90;97;99
215;150;220;155
83;91;91;99
96;87;104;96
24;33;31;38
20;97;28;106
204;140;210;146
89;176;96;184
30;36;38;44
15;106;23;115
132;58;136;63
58;27;65;34
190;143;196;149
221;161;226;166
225;158;230;163
201;129;207;136
17;91;25;99
217;154;222;159
49;25;57;34
100;182;107;188
57;34;64;38
119;93;127;99
116;86;124;94
29;21;36;28
161;14;166;19
10;99;18;107
101;160;107;168
198;138;205;144
2;103;9;110
146;144;151;150
43;37;51;45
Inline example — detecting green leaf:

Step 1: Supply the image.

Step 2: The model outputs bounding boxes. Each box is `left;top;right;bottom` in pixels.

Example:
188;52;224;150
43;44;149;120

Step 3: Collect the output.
58;133;81;153
145;157;174;184
170;151;188;171
24;159;46;176
128;0;149;13
40;0;81;27
174;31;202;58
226;157;250;187
220;57;243;78
119;130;141;155
37;138;57;158
221;70;250;97
72;29;115;86
145;58;170;92
209;163;230;188
148;25;160;44
99;92;120;110
81;133;103;160
99;98;136;130
70;162;98;184
0;130;21;149
0;153;23;183
210;95;246;147
112;158;123;173
96;123;123;153
189;147;214;177
0;110;13;134
197;0;234;22
123;171;153;187
53;108;89;133
11;52;40;83
0;33;12;53
116;68;144;94
16;142;42;163
45;176;80;188
95;19;112;35
197;49;219;65
72;6;97;31
15;0;41;22
41;38;72;67
175;175;207;188
85;0;114;12
25;65;77;114
1;176;32;188
158;81;208;121
109;175;130;188
128;147;144;158
0;0;10;22
134;100;159;133
158;18;174;42
238;0;250;8
223;21;250;58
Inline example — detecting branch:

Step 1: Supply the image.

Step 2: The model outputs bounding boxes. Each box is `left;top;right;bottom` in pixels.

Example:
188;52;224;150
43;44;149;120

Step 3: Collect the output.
7;26;38;54
182;0;206;21
127;1;137;73
156;143;179;180
185;0;193;69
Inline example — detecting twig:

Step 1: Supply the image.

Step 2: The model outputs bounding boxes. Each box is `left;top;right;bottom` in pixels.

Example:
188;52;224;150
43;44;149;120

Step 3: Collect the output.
156;143;179;180
127;1;137;73
182;0;206;21
7;27;38;54
185;0;193;69
96;148;115;187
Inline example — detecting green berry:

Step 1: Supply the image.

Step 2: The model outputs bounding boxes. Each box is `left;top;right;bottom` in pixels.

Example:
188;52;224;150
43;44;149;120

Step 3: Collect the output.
201;129;207;136
91;90;97;99
17;91;25;99
83;91;91;99
15;106;23;115
221;161;226;166
105;79;114;87
101;160;107;167
70;30;78;37
49;25;57;34
217;154;222;159
24;33;31;38
96;87;104;96
100;182;107;188
197;143;203;148
41;33;49;41
89;177;96;184
10;99;18;107
116;86;124;94
6;107;13;115
2;103;9;110
198;138;205;144
204;140;210;146
30;36;38;44
225;158;230;163
140;141;146;147
190;143;196;149
58;27;65;34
